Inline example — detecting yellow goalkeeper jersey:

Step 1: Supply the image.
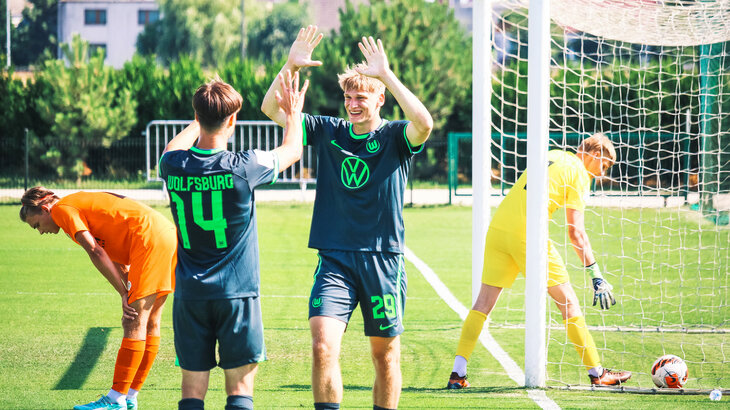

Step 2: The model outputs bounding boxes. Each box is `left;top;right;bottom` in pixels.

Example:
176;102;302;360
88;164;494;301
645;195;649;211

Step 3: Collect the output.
490;150;592;239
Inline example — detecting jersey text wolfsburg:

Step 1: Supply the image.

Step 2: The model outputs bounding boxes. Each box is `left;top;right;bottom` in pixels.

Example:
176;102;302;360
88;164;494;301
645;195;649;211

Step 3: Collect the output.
166;174;234;191
159;146;278;300
303;114;423;253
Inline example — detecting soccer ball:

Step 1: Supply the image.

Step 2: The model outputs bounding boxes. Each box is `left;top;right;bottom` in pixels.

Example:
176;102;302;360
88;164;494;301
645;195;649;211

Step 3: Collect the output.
651;354;688;388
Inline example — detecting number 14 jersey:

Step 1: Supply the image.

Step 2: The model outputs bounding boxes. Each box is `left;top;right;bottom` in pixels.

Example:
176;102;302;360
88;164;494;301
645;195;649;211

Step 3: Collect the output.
160;146;278;300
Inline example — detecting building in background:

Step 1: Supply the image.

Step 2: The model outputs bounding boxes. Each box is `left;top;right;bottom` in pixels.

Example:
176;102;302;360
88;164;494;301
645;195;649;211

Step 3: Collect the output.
10;0;29;26
57;0;159;68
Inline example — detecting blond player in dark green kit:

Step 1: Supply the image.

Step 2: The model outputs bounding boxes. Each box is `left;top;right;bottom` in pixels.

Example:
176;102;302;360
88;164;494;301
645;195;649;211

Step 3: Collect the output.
262;26;433;410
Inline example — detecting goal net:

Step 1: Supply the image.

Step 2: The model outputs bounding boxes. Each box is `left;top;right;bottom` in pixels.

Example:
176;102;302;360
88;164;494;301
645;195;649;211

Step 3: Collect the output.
482;0;730;390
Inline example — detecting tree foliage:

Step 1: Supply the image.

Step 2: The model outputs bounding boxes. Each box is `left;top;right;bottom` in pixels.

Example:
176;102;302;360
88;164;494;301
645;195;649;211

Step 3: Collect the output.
245;1;309;64
12;0;58;67
305;0;472;138
138;0;242;67
34;35;136;180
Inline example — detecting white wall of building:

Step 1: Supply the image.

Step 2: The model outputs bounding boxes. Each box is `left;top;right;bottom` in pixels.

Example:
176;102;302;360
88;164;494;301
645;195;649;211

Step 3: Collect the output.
58;0;158;68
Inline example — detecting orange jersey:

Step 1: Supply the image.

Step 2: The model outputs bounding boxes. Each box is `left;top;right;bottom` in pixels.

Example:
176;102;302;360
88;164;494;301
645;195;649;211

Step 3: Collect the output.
51;191;173;265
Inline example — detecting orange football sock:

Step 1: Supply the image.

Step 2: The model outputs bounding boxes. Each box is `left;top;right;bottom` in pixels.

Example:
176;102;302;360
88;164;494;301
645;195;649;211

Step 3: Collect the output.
111;338;146;394
130;335;161;391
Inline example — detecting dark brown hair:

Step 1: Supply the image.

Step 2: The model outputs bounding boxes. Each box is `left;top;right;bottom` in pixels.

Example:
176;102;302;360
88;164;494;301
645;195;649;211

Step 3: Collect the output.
19;186;59;222
192;76;243;131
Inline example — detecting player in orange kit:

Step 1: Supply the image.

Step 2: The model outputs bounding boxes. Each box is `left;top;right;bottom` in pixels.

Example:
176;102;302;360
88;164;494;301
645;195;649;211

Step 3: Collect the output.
20;187;177;410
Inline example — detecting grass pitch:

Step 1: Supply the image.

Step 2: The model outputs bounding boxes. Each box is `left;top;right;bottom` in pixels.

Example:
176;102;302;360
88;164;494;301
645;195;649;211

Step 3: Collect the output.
0;202;727;409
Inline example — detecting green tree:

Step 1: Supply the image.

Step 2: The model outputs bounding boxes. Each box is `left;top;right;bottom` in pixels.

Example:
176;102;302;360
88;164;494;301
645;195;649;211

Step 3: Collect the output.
138;0;242;66
246;1;309;64
12;0;57;67
34;35;136;181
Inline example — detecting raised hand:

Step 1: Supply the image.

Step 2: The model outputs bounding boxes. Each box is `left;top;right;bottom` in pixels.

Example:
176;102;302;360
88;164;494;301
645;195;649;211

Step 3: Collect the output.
275;70;309;116
287;25;324;70
355;36;391;79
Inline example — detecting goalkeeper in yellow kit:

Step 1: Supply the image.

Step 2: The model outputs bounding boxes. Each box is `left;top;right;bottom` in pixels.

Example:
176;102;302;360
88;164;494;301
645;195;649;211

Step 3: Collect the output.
447;133;632;388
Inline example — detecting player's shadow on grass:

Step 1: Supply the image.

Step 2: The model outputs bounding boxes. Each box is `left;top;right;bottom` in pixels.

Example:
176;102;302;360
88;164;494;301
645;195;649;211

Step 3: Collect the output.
54;327;112;390
281;384;373;392
281;384;525;394
403;386;527;394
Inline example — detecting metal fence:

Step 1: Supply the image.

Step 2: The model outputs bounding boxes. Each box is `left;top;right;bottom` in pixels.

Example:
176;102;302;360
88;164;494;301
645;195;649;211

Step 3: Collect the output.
145;120;318;189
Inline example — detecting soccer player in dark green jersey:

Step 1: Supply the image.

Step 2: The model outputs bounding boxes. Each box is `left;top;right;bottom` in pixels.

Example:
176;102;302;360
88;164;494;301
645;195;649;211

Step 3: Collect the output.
261;26;433;410
160;71;308;410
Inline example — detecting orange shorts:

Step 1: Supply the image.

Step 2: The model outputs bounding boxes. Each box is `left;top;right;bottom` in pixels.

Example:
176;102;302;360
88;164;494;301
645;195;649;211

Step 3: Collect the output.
127;224;177;303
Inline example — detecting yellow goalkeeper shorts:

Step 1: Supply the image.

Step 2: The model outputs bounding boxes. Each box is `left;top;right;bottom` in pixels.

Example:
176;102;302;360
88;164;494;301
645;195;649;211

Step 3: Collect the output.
481;226;569;288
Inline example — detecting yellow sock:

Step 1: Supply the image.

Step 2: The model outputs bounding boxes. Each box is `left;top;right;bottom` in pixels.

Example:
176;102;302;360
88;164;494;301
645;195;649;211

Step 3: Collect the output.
565;316;601;370
455;310;488;360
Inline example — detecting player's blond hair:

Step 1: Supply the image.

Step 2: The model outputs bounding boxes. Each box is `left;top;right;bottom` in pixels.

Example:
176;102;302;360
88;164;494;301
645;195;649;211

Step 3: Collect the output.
19;186;60;222
337;64;386;94
578;133;616;168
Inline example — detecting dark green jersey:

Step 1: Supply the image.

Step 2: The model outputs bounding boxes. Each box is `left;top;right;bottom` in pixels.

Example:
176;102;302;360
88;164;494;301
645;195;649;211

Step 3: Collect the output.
304;114;423;253
159;147;279;300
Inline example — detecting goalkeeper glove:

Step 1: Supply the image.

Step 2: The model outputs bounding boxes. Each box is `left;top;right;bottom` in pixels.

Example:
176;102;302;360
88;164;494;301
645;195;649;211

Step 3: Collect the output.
588;263;616;310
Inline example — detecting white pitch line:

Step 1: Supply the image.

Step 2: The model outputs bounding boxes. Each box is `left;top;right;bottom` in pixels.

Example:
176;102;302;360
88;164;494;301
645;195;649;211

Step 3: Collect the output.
404;246;560;410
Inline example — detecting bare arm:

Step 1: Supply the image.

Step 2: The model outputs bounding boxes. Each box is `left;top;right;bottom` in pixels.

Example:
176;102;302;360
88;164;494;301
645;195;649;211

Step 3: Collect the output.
75;230;137;319
271;70;309;170
261;25;323;127
568;208;617;309
162;121;201;154
356;37;433;146
566;208;596;267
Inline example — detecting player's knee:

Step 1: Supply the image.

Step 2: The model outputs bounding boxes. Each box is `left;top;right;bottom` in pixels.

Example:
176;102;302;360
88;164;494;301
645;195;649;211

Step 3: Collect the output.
371;346;400;370
312;339;338;363
146;319;161;335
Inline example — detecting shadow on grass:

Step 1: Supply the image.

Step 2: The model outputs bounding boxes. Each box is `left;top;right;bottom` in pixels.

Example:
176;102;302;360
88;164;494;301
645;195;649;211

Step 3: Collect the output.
280;384;526;394
280;384;373;392
54;327;112;390
406;386;528;394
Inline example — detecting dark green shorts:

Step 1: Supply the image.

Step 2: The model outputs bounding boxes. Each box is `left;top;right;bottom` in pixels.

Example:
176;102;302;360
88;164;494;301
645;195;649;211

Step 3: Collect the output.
173;296;266;371
308;250;407;337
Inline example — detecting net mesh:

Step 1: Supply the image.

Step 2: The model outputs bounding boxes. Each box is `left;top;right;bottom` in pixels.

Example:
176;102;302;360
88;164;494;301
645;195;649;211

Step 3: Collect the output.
483;0;730;390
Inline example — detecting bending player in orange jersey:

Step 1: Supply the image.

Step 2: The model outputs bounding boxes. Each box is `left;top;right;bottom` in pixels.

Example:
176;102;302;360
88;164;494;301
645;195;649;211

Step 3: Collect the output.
20;187;177;410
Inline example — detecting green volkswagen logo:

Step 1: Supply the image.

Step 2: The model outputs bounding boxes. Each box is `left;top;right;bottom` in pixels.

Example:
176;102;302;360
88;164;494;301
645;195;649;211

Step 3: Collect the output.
341;157;370;189
366;140;380;153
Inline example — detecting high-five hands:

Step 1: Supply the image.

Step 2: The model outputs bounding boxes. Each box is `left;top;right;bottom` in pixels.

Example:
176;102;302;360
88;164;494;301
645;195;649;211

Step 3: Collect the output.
287;25;324;70
275;70;309;115
355;36;391;79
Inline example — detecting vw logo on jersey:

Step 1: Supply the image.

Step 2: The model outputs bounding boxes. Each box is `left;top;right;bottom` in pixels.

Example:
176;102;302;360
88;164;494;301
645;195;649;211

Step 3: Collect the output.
366;139;381;154
341;157;370;189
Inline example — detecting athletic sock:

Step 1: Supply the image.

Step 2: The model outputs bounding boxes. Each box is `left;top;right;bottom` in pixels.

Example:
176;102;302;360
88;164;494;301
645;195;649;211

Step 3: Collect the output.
106;389;126;405
588;366;604;377
452;355;468;377
179;398;205;410
111;338;146;395
455;310;488;361
373;406;396;410
127;388;139;399
564;316;601;370
225;395;253;410
314;403;340;410
130;335;161;391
